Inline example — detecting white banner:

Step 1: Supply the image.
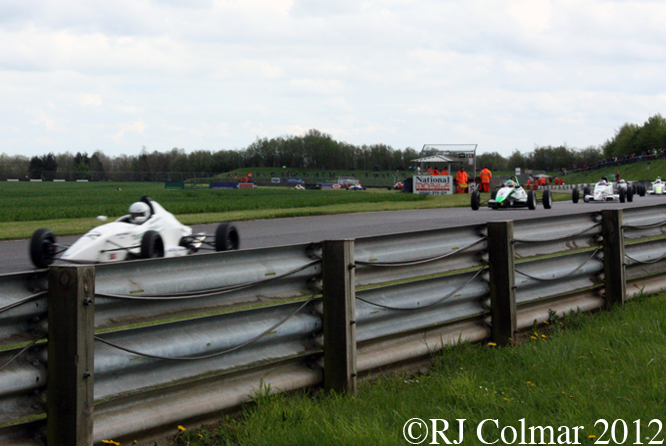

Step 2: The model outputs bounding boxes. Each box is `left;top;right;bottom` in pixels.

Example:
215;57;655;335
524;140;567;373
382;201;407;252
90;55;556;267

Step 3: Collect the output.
413;175;453;195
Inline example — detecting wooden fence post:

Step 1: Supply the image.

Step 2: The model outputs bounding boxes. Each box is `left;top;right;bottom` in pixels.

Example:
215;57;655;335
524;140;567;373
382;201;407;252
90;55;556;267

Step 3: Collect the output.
47;265;95;446
322;240;357;394
487;221;516;345
602;209;626;308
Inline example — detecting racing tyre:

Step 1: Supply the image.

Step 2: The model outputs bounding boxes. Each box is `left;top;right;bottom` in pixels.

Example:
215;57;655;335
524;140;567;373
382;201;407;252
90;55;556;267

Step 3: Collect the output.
572;188;579;203
528;191;537;210
140;230;164;259
542;190;553;209
490;190;498;200
30;228;57;268
640;185;646;196
471;191;480;211
628;187;634;202
215;222;240;251
619;188;626;203
583;186;590;196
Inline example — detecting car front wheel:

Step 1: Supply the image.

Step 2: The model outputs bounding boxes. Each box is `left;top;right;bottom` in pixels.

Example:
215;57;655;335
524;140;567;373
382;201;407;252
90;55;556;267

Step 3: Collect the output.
215;223;241;251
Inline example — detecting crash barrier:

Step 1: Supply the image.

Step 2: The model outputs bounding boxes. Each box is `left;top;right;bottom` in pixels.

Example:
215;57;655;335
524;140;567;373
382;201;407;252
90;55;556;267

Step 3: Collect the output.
2;205;666;445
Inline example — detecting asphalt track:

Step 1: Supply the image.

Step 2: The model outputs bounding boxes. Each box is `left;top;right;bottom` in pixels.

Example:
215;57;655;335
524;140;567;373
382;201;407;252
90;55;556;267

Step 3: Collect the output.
2;193;661;275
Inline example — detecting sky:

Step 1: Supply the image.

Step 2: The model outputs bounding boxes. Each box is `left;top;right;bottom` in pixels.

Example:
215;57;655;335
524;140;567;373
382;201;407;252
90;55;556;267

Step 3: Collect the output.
1;0;665;159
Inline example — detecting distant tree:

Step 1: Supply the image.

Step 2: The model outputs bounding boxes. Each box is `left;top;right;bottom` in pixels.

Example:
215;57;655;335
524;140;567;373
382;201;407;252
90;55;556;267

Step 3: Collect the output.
476;152;507;171
507;150;527;170
28;156;44;179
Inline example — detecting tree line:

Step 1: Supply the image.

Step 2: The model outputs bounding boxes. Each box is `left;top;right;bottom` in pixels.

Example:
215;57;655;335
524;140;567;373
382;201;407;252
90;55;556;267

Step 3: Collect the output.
5;114;665;180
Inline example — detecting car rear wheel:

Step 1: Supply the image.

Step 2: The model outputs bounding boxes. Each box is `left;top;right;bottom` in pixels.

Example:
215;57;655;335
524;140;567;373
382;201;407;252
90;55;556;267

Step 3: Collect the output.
627;187;634;202
527;191;537;210
215;222;240;251
140;230;164;259
572;188;579;203
542;190;553;209
583;186;590;196
30;228;57;268
619;188;626;203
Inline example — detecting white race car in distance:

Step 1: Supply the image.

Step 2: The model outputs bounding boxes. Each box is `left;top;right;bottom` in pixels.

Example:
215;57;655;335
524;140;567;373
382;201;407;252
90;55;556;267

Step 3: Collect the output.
572;178;633;203
29;196;240;268
646;177;664;195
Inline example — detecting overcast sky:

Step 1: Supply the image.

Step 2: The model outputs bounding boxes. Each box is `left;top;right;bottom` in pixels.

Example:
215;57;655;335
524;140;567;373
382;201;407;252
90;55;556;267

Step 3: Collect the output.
1;0;664;159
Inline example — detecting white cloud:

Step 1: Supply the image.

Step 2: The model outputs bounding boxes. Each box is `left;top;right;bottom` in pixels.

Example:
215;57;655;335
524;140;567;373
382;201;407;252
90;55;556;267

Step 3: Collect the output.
79;94;103;107
112;120;147;141
0;0;663;158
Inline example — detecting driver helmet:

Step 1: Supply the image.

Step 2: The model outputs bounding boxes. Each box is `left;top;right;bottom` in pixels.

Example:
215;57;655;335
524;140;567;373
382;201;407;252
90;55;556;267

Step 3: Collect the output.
599;178;607;185
129;202;150;224
505;179;515;187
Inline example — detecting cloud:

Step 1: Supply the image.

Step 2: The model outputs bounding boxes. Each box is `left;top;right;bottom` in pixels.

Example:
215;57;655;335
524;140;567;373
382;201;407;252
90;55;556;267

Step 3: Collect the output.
112;119;147;141
80;94;103;107
0;0;664;158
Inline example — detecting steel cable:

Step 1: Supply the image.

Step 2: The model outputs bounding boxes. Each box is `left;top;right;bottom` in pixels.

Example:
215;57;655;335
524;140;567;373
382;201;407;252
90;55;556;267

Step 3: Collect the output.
623;220;666;230
515;248;601;282
355;237;487;267
625;251;666;265
0;291;47;315
513;223;601;243
94;292;319;361
355;267;487;311
0;335;46;373
95;260;321;300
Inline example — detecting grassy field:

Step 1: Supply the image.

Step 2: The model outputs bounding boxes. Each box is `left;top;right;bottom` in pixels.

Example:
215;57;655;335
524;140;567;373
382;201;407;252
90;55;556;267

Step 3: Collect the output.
0;181;491;240
554;158;665;185
170;292;666;446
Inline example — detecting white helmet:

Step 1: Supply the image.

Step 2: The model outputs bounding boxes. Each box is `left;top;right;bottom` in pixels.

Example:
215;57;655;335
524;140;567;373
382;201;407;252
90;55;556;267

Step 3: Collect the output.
129;202;150;224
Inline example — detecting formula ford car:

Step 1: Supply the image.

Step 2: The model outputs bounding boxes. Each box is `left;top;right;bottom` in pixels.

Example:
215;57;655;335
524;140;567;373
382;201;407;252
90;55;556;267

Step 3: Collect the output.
572;178;633;203
645;177;664;195
471;177;553;211
29;196;240;268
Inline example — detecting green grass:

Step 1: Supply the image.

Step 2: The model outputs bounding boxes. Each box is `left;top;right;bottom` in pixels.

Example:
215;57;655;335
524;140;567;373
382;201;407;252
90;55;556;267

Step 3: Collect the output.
170;292;666;446
0;182;494;240
557;158;665;186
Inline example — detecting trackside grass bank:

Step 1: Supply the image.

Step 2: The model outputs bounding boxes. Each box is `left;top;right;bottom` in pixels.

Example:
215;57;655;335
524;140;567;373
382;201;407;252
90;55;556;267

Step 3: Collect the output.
168;292;666;446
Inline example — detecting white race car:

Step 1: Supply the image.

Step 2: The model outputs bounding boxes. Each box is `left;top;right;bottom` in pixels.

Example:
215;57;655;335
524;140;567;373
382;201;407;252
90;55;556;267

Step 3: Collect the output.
646;177;664;195
471;178;552;210
29;196;240;268
572;178;633;203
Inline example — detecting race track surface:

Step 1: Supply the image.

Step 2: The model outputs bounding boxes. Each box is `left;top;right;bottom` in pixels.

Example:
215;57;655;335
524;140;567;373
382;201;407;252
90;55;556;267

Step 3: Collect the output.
3;194;661;274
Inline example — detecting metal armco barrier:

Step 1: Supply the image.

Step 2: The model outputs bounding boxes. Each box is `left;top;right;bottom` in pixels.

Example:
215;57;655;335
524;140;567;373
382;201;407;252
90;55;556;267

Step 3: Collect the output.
2;206;666;445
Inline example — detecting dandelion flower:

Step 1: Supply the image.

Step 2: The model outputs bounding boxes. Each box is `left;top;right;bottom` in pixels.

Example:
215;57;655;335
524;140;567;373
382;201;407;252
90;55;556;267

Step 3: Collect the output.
102;441;120;446
589;435;596;440
178;425;186;432
488;342;497;347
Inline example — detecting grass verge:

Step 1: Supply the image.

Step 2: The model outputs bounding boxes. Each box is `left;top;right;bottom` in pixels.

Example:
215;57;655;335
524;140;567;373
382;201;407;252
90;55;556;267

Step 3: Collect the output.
169;292;666;446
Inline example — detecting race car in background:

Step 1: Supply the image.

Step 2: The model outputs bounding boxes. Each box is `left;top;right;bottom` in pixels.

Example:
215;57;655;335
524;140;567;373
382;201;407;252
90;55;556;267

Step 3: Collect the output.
29;196;240;268
645;177;664;195
572;178;634;203
471;177;553;211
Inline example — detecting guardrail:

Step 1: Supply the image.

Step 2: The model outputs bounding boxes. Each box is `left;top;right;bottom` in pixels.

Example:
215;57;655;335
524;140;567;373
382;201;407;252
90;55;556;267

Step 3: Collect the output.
2;205;666;445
